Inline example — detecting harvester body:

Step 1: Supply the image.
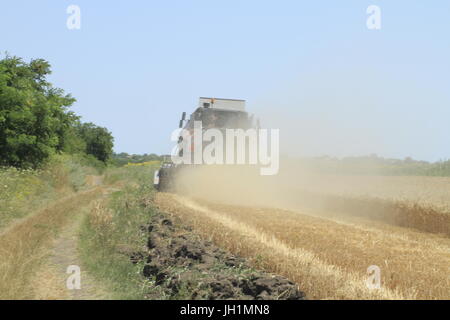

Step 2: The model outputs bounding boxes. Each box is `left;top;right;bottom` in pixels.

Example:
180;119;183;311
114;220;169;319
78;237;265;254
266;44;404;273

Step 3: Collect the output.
154;97;255;191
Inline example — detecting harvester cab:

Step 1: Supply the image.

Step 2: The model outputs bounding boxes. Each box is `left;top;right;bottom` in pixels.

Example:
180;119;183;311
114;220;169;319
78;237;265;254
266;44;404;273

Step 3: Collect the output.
180;97;251;131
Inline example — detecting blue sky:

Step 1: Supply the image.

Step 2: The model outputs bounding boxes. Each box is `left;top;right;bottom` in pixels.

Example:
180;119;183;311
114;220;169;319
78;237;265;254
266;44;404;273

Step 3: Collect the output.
1;1;449;161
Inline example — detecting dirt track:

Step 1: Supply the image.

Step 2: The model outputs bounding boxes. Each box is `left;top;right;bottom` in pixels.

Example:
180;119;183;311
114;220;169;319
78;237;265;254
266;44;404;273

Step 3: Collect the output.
32;207;110;300
155;193;450;300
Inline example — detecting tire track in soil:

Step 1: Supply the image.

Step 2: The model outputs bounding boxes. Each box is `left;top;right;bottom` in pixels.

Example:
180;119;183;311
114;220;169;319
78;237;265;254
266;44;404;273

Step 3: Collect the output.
32;179;113;300
33;209;110;300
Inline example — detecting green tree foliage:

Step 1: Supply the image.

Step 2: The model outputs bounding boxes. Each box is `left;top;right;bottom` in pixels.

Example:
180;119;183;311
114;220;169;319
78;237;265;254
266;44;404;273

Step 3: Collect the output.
61;122;87;155
0;54;115;167
77;122;114;163
0;55;76;168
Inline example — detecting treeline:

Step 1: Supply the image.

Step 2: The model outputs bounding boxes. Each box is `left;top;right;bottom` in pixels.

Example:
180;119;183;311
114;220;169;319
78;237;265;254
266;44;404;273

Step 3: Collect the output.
298;155;450;177
111;152;163;166
0;54;113;168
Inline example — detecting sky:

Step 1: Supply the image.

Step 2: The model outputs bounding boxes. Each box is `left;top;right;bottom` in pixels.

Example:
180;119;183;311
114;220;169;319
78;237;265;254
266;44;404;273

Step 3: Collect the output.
1;1;449;161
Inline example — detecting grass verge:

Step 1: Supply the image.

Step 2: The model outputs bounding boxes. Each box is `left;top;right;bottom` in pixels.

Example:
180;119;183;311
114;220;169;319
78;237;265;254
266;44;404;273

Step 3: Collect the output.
78;165;159;299
0;154;102;230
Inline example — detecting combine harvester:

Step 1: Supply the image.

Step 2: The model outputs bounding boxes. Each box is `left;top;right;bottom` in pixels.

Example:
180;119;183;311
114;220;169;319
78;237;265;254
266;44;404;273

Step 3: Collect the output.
154;97;258;191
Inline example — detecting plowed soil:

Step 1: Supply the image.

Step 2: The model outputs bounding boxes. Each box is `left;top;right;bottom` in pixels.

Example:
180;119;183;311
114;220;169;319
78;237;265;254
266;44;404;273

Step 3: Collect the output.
141;210;305;300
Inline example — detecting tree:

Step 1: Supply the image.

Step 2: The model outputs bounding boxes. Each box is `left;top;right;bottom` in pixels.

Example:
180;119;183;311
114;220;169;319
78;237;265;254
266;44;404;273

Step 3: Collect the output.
61;120;87;155
0;55;76;168
77;122;114;162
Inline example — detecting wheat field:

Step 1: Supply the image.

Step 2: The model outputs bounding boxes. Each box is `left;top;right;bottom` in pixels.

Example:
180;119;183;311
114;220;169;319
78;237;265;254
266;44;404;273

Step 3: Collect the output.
155;190;450;300
291;174;450;214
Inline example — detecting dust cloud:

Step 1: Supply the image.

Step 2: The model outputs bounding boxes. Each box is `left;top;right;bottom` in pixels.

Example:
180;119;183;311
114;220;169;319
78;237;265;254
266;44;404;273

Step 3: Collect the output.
172;66;448;225
173;162;345;213
172;162;450;236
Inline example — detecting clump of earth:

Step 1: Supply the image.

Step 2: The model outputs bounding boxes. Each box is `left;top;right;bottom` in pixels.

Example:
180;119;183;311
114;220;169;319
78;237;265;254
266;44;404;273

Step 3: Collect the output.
138;212;305;300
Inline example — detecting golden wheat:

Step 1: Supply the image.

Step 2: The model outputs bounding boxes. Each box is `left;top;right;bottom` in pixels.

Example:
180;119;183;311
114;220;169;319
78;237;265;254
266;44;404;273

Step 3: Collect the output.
155;193;450;300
